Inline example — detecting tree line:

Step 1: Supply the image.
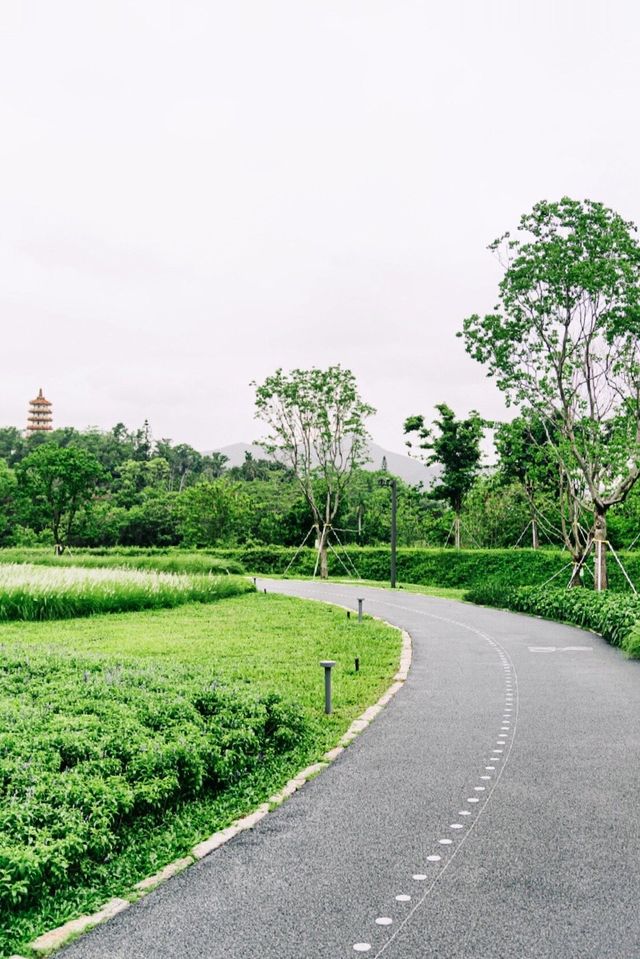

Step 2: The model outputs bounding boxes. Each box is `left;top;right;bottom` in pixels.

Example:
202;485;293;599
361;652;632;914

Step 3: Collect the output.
1;403;640;557
2;195;640;587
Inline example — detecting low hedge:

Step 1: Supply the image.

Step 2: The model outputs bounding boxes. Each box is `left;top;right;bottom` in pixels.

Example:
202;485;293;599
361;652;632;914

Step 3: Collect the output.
206;545;640;593
466;583;640;658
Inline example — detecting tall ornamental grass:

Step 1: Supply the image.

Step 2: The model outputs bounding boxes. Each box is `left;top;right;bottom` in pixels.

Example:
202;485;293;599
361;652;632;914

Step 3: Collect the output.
0;565;253;621
0;548;245;576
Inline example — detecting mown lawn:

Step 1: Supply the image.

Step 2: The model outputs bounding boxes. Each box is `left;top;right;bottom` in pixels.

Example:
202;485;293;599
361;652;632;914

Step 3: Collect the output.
0;593;400;958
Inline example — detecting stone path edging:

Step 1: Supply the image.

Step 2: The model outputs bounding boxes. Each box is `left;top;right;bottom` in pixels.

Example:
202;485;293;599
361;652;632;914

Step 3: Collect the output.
23;609;412;957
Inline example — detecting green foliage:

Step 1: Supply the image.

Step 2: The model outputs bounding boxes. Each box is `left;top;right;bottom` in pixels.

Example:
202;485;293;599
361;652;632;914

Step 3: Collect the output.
465;583;640;658
404;403;484;513
176;481;251;547
0;565;253;621
0;647;308;914
0;594;400;954
197;544;640;594
462;197;640;545
253;366;376;574
16;445;105;548
0;462;16;544
460;477;531;547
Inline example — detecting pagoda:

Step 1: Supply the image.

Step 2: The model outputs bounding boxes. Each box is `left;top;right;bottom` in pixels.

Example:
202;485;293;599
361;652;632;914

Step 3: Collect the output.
26;388;53;434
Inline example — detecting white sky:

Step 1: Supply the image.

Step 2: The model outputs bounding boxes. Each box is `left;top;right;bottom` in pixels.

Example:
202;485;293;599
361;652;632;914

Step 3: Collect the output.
1;0;639;453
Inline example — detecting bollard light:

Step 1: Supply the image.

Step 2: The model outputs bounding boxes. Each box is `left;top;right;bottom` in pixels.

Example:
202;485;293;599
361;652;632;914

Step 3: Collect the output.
357;598;364;622
355;656;360;672
253;577;257;586
320;660;336;714
347;610;351;619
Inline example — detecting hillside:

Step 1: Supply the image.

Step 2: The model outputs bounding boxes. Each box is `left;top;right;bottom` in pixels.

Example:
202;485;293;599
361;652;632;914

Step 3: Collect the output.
208;441;435;487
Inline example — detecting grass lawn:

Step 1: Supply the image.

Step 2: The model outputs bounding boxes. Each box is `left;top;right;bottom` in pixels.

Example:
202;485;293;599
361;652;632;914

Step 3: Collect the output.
0;592;400;958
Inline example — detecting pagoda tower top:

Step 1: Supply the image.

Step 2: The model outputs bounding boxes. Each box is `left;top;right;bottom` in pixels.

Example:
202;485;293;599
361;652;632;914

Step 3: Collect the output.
27;388;53;434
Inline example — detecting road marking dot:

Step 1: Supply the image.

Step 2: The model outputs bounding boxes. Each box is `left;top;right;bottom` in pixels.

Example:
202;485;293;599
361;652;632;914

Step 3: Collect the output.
459;810;471;815
467;797;480;803
474;786;486;791
450;823;464;829
439;838;453;844
396;894;411;902
376;917;393;926
412;874;427;881
494;748;504;753
353;945;371;953
485;765;495;770
480;775;491;780
427;854;441;861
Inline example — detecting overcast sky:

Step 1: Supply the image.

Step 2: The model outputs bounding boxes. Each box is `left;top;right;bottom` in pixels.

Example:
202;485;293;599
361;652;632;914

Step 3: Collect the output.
1;0;639;454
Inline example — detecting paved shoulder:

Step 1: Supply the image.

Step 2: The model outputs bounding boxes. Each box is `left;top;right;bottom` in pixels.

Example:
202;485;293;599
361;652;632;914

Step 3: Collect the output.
60;581;640;959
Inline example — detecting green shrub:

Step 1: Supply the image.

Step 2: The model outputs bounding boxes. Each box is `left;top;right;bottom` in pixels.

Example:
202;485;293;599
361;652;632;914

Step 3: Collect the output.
0;647;308;913
201;544;640;594
466;583;640;658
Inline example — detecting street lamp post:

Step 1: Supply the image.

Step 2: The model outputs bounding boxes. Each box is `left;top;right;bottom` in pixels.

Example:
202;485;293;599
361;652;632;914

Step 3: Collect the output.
390;477;397;589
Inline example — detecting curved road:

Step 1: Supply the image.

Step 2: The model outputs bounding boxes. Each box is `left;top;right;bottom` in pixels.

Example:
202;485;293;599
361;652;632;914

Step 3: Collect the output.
61;580;640;959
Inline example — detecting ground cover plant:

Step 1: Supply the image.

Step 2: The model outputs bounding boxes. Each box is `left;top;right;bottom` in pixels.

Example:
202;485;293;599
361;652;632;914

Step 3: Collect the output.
466;583;640;658
0;593;400;956
0;564;253;621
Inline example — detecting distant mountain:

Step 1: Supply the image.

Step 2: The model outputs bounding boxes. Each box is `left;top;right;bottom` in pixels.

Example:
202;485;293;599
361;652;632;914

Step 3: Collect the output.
206;441;436;487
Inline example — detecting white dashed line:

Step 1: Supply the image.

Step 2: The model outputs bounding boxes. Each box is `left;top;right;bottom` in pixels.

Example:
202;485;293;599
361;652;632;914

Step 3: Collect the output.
342;596;520;959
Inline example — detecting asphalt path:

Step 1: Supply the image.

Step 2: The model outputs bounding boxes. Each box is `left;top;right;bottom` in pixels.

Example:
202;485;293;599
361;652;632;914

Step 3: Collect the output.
61;580;640;959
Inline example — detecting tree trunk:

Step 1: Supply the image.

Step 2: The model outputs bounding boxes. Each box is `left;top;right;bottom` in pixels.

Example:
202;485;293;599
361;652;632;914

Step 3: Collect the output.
593;509;608;591
531;515;539;550
568;559;585;588
317;526;330;580
454;513;461;549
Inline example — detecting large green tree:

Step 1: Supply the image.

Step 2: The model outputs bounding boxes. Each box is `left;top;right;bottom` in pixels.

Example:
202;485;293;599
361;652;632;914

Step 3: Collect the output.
254;366;375;577
17;445;104;551
404;404;484;548
176;480;250;547
462;197;640;588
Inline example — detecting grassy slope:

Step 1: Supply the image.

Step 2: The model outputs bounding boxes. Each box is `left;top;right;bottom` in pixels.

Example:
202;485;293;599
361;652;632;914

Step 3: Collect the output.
1;593;400;957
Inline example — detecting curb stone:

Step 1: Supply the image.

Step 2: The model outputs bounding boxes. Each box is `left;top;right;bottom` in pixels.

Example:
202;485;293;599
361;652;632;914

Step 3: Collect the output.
30;899;130;954
25;605;412;956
